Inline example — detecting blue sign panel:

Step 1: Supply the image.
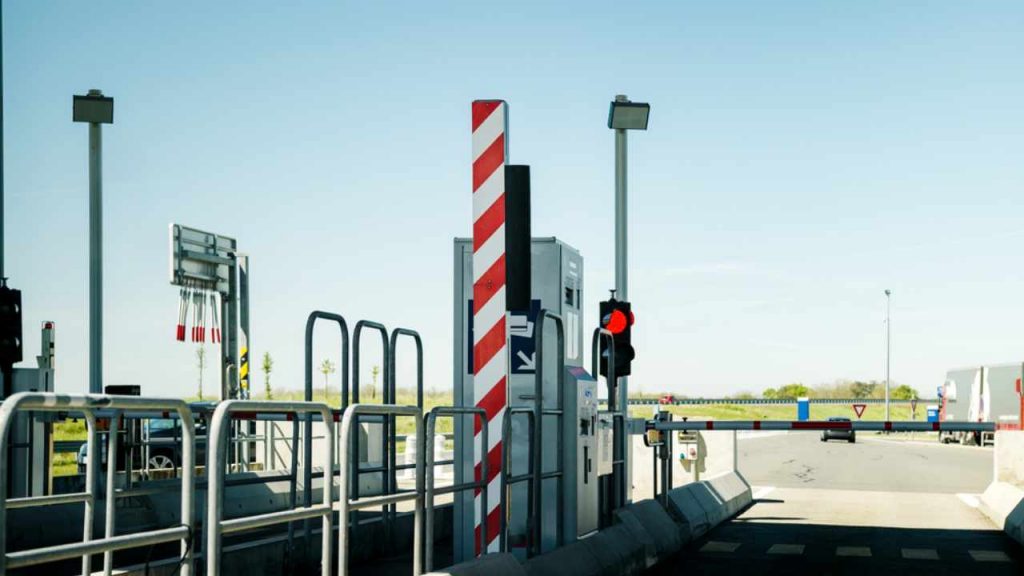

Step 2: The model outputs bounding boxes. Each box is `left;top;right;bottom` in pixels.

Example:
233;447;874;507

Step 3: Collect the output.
466;299;542;375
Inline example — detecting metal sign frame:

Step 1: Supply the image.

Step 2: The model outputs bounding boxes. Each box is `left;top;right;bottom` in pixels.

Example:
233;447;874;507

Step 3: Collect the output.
168;224;250;400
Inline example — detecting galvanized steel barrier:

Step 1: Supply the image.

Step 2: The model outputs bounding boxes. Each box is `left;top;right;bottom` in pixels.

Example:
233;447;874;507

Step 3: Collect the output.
338;403;423;576
0;392;195;576
206;400;334;576
424;406;487;572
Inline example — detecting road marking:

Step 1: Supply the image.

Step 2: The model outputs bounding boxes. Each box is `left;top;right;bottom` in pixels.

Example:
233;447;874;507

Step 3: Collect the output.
969;550;1011;562
700;541;741;553
957;493;980;508
901;548;939;560
767;544;804;555
836;546;871;557
752;486;776;500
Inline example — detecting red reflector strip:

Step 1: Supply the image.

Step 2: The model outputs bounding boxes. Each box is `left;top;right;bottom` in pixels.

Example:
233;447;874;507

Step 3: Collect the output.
753;421;761;430
233;411;258;420
706;421;715;430
884;422;892;431
932;422;940;431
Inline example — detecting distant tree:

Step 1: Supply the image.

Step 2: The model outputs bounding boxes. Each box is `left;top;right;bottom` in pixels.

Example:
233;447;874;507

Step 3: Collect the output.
774;383;810;399
196;346;206;401
850;381;877;399
319;358;336;401
763;387;778;400
369;365;380;400
262;352;274;400
730;391;756;400
891;384;919;400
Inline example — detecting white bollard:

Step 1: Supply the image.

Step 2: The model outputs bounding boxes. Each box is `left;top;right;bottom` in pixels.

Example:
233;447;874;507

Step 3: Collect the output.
435;434;452;478
403;434;417;480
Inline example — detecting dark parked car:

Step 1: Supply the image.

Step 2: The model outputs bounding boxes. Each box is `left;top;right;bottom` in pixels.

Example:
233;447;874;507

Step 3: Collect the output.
77;418;208;473
820;416;855;443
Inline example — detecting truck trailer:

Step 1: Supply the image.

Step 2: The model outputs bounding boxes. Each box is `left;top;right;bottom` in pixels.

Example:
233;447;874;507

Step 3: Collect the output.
940;363;1022;445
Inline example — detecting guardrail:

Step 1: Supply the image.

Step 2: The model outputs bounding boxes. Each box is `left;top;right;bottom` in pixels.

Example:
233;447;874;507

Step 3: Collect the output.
0;393;195;576
206;400;334;576
424;406;487;572
338;403;423;576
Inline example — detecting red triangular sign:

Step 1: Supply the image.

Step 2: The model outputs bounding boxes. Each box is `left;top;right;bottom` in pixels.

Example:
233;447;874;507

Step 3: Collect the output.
853;404;867;418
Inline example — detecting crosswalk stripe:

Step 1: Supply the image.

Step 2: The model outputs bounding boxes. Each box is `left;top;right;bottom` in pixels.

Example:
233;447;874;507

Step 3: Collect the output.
700;541;741;553
901;548;939;560
836;546;871;557
767;544;804;555
969;550;1011;562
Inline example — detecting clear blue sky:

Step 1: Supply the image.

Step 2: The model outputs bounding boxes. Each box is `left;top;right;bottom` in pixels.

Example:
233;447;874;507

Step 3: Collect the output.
5;1;1023;399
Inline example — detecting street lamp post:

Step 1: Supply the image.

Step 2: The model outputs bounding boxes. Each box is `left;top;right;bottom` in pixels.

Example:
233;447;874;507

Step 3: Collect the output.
73;90;114;394
885;289;892;422
607;94;650;502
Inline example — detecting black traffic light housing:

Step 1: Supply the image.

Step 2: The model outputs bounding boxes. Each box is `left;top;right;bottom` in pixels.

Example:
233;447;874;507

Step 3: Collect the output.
0;281;24;398
599;298;635;378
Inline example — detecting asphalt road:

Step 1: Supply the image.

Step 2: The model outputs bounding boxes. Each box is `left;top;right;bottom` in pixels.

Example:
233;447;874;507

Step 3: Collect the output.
740;431;993;493
657;432;1019;575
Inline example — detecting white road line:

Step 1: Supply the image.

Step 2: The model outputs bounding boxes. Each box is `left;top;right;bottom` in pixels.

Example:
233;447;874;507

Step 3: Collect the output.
752;486;776;500
901;548;939;560
969;550;1011;562
836;546;871;557
957;493;980;509
700;541;741;553
767;544;804;555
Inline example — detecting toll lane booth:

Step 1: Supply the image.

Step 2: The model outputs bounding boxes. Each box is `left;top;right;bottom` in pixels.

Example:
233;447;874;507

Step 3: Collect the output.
452;237;584;561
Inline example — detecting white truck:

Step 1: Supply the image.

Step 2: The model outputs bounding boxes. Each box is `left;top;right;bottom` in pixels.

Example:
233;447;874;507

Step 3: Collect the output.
940;363;1022;445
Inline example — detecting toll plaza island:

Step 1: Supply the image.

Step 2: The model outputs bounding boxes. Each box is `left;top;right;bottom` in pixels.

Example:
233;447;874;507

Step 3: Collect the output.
0;97;1022;576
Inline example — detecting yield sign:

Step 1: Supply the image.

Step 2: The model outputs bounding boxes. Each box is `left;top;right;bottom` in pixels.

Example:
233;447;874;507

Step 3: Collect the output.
853;404;867;419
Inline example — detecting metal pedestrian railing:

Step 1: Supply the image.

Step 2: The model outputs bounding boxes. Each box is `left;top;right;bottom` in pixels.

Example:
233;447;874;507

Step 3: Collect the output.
591;328;626;524
206;400;335;576
0;393;196;576
499;407;535;553
424;406;487;572
534;309;565;552
338;403;423;576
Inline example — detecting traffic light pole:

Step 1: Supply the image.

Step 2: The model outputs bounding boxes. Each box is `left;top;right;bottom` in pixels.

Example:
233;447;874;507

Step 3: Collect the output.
614;104;628;303
613;98;630;502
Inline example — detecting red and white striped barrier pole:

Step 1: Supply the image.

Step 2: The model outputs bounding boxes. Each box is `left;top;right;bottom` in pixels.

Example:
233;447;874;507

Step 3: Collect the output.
176;284;188;342
650;420;996;432
471;99;508;554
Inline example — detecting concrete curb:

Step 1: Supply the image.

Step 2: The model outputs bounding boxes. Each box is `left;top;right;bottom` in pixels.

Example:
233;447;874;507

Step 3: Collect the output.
979;481;1024;546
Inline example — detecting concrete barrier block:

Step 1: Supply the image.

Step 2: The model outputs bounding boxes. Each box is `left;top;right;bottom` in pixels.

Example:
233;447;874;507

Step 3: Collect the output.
613;499;684;565
980;481;1024;546
687;481;728;526
664;485;710;539
580;524;647;576
523;540;602;576
706;472;753;519
426;553;526;576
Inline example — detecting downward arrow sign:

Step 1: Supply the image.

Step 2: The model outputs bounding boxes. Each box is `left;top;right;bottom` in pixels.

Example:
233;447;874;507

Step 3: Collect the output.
516;351;536;371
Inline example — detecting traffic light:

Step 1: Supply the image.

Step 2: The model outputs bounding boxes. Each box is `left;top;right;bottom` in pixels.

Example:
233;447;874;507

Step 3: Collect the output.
599;298;635;378
0;282;23;369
